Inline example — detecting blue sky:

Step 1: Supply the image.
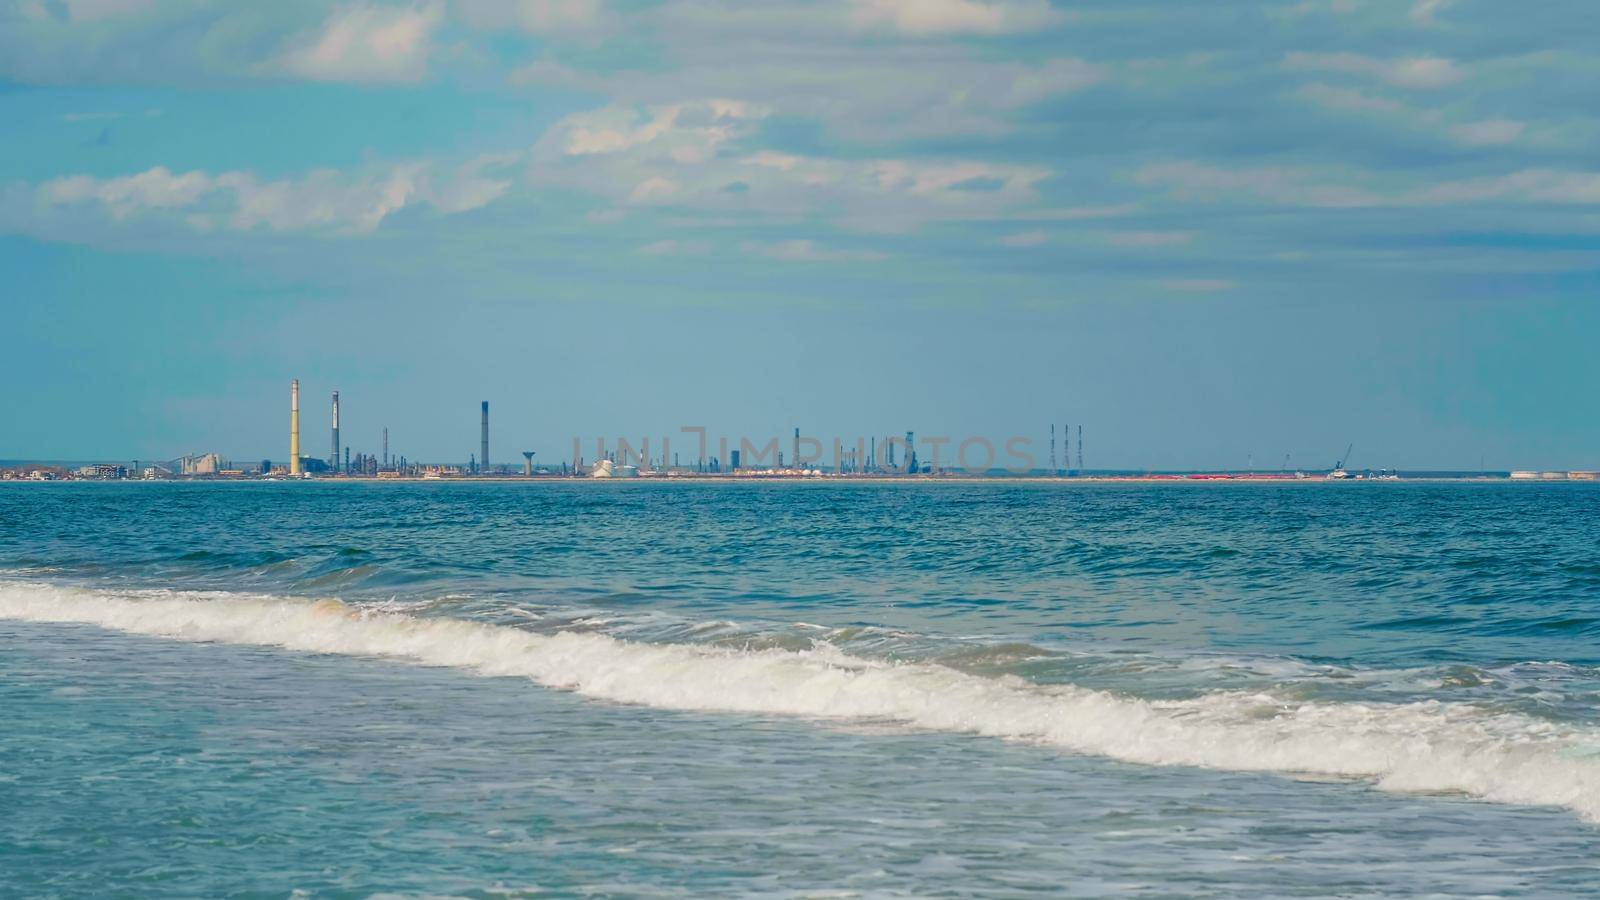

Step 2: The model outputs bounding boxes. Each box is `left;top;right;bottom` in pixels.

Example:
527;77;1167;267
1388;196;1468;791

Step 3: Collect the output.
2;0;1598;469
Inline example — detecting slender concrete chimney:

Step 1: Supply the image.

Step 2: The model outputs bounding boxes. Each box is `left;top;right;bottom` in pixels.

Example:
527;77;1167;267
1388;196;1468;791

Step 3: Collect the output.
480;401;489;474
330;391;341;473
289;380;301;475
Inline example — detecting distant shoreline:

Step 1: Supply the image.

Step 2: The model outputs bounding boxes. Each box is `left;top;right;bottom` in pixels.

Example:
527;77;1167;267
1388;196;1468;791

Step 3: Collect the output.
6;474;1595;485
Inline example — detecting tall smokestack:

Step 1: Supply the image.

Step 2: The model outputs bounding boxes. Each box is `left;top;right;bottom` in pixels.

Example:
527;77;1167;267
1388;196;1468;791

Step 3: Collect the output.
330;391;340;473
793;427;800;470
480;401;489;474
382;427;388;468
289;380;301;475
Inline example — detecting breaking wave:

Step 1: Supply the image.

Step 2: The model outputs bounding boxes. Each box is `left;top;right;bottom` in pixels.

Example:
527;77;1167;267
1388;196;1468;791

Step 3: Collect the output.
4;579;1599;822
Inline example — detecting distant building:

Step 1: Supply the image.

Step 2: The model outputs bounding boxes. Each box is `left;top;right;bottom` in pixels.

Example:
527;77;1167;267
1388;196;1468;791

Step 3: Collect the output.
1511;470;1585;481
74;464;126;479
179;453;226;476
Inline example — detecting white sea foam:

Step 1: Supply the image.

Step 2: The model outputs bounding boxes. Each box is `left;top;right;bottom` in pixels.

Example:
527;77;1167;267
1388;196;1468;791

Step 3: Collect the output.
5;580;1600;822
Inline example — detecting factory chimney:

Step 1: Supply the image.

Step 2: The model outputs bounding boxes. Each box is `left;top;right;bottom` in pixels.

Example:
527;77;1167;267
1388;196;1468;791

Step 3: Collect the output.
382;428;388;468
793;427;800;470
480;401;489;474
289;380;301;475
330;391;341;473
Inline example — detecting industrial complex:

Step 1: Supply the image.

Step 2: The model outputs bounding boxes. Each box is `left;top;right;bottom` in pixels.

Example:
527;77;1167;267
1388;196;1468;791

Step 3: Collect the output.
3;379;1595;483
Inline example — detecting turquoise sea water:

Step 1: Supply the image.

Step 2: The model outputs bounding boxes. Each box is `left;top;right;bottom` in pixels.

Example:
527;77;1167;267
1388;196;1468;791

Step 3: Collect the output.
2;481;1599;896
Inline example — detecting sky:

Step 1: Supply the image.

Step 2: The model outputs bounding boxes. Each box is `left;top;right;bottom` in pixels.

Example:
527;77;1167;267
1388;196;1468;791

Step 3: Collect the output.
2;0;1598;470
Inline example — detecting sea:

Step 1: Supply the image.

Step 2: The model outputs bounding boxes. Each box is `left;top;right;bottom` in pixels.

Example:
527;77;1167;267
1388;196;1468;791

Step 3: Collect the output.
2;480;1598;897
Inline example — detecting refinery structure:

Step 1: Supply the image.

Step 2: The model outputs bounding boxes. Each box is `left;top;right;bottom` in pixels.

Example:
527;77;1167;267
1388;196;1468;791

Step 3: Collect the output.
4;379;1595;482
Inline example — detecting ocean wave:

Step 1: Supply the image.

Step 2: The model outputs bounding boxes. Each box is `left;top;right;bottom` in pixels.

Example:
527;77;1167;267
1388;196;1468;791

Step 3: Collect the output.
3;579;1599;823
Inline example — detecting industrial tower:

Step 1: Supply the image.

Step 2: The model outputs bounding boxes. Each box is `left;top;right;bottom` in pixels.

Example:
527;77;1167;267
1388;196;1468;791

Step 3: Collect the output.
481;401;489;474
330;391;340;473
289;379;301;475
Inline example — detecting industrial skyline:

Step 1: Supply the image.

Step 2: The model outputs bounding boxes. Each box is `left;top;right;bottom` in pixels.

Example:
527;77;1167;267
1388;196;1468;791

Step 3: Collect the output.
188;379;1568;481
2;370;1590;480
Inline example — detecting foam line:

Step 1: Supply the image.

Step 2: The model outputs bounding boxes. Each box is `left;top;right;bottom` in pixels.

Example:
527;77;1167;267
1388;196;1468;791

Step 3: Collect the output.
4;580;1598;822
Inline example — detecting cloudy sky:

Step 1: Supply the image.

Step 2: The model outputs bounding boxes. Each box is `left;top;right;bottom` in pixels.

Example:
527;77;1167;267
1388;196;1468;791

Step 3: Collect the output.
3;0;1597;469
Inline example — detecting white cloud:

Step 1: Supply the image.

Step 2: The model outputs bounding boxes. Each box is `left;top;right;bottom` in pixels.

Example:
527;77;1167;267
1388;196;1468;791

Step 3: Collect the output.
512;51;1104;144
1004;58;1107;106
532;101;1051;230
1406;170;1600;205
1007;205;1137;222
1105;230;1193;247
1294;84;1537;151
30;156;510;236
1409;0;1451;25
279;2;442;84
999;230;1051;247
45;167;212;218
424;153;518;213
1135;162;1384;208
1137;161;1600;209
1156;279;1235;292
218;166;426;233
999;226;1192;250
629;176;680;203
557;100;766;162
1272;0;1364;20
455;0;605;34
743;239;887;262
1283;52;1464;89
51;0;158;23
849;0;1061;36
1296;83;1405;114
1450;119;1525;147
638;238;713;255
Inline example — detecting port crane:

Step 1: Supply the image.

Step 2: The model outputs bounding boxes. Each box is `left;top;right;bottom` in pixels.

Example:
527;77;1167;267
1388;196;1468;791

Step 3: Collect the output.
1330;443;1355;478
